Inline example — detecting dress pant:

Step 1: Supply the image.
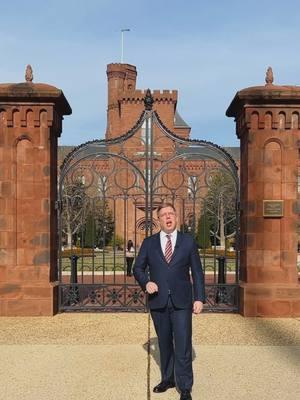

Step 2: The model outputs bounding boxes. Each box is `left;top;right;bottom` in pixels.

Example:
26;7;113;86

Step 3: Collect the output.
150;295;193;391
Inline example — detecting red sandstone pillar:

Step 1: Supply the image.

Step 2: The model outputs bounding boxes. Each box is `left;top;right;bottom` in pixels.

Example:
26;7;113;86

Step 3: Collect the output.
226;68;300;317
0;67;71;316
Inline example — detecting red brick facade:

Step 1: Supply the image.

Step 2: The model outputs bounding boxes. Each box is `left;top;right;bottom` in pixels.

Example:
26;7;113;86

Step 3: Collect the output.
106;63;190;139
105;64;194;244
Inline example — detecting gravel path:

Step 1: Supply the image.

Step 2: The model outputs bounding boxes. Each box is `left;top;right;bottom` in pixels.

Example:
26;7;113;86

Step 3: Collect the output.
0;314;299;400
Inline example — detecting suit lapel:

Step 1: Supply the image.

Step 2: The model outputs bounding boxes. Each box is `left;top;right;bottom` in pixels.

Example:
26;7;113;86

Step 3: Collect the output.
169;231;183;265
154;232;166;263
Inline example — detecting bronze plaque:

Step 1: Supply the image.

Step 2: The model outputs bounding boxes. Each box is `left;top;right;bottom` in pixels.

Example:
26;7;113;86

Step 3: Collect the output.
263;200;284;217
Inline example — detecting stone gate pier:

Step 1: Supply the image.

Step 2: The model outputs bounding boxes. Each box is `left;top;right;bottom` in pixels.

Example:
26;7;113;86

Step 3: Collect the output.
0;67;71;315
227;68;300;317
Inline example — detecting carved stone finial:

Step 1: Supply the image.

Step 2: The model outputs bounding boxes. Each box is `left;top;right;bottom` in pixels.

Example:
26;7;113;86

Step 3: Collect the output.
144;88;154;110
265;66;274;85
25;65;33;82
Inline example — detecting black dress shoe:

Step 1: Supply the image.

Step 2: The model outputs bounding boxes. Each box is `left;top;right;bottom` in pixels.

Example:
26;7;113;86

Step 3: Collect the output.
180;390;192;400
153;381;175;393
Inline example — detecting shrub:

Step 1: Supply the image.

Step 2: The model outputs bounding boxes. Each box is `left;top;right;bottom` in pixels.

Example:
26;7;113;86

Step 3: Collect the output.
108;234;124;250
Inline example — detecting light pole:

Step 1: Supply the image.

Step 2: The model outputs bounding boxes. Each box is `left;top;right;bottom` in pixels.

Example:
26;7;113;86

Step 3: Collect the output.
121;28;130;63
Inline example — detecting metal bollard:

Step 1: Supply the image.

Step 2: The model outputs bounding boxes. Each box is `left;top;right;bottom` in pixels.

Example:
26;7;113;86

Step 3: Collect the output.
67;255;80;306
69;255;79;284
217;256;226;284
216;256;227;303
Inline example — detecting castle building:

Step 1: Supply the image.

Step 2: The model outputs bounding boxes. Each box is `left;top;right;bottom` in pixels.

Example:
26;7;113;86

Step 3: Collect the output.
58;63;240;248
106;63;191;139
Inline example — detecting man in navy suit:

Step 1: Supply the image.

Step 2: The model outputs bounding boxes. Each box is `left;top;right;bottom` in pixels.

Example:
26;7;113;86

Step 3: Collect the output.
134;202;205;400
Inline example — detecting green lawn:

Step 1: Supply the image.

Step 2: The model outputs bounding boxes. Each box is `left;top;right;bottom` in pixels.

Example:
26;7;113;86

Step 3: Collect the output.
60;250;300;273
60;252;125;271
60;251;238;272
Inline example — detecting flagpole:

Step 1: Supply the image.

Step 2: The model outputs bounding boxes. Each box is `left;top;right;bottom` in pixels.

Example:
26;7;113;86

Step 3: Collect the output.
121;29;130;63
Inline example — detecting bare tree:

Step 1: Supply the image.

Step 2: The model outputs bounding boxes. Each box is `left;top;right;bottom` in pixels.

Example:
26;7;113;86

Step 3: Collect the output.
61;180;88;249
60;179;115;249
205;170;237;249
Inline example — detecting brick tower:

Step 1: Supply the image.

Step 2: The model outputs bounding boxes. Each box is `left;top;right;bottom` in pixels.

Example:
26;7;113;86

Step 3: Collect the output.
105;63;192;244
226;68;300;317
0;66;71;315
106;63;190;138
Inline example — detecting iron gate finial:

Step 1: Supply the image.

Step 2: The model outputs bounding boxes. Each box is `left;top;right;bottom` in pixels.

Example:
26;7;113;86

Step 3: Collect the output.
144;88;154;110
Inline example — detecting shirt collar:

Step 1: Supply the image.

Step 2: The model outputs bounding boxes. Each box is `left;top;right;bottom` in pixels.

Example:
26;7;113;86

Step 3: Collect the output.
160;230;177;238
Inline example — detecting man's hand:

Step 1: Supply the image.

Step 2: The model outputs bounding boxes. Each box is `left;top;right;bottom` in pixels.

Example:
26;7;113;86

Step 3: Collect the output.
146;281;158;294
193;301;204;314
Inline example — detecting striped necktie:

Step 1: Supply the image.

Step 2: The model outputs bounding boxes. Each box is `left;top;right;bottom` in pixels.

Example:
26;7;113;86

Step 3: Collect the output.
164;234;172;263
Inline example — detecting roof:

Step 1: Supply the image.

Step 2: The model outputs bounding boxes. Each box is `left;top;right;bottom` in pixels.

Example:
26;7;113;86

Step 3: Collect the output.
174;110;190;128
223;147;240;161
58;146;75;161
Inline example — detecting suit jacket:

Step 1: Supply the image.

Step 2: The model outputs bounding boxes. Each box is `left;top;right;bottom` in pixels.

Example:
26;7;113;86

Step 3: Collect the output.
133;231;205;310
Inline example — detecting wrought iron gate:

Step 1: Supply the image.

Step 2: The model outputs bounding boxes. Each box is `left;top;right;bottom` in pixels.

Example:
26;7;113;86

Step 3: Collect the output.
57;92;240;312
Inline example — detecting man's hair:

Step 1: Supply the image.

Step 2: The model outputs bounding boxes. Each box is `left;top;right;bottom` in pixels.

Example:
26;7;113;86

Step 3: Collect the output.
157;202;176;216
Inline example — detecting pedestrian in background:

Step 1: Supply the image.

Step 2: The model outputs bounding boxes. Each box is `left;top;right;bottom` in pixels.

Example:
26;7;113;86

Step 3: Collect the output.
126;239;135;276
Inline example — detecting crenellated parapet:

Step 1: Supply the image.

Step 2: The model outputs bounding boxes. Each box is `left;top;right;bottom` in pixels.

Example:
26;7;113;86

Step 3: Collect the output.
120;89;178;104
107;63;137;78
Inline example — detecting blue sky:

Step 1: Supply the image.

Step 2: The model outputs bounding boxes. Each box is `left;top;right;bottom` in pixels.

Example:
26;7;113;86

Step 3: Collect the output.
1;0;300;146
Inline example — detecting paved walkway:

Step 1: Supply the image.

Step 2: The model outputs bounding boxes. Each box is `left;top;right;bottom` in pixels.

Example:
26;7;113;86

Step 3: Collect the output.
0;313;299;400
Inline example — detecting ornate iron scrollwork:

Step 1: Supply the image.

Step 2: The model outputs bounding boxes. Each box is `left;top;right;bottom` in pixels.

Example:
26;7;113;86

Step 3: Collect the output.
58;108;240;313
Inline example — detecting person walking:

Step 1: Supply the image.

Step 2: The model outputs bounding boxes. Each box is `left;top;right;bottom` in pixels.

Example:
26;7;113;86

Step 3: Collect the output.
126;239;135;277
133;202;205;400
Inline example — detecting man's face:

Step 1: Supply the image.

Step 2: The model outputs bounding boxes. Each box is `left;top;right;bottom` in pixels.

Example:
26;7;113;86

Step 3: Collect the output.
158;206;177;234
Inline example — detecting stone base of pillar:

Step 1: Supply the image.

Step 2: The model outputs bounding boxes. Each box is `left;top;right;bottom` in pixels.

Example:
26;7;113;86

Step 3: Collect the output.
239;282;300;317
0;282;58;316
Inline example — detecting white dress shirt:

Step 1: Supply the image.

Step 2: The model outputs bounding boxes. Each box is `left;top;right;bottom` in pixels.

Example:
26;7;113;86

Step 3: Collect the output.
160;230;177;256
